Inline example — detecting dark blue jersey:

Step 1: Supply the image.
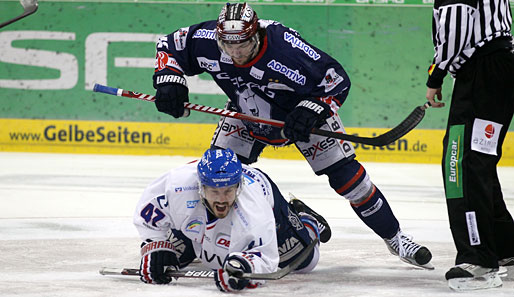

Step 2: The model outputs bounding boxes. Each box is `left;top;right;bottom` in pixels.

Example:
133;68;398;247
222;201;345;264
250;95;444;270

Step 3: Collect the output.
155;20;351;144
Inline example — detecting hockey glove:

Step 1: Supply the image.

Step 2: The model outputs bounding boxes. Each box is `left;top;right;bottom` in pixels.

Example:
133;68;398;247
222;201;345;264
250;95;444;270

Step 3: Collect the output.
139;240;180;284
214;253;257;292
153;70;189;118
282;99;331;143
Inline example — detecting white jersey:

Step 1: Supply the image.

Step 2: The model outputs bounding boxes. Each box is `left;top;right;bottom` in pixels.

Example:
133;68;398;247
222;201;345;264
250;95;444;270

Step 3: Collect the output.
133;161;279;274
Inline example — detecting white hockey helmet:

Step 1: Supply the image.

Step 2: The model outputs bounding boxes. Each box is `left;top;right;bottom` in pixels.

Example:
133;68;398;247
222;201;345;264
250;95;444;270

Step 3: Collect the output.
216;2;259;45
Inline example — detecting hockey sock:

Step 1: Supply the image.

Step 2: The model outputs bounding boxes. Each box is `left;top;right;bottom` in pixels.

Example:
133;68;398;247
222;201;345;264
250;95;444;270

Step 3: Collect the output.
351;187;399;239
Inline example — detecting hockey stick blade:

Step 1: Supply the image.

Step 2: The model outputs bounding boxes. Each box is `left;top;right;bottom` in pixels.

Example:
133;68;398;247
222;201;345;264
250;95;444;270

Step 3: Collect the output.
0;0;38;29
99;238;319;281
92;83;428;146
99;267;215;279
312;102;431;146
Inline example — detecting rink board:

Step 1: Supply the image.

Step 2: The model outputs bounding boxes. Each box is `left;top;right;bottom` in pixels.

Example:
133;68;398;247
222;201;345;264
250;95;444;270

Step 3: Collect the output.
1;0;512;131
1;118;513;165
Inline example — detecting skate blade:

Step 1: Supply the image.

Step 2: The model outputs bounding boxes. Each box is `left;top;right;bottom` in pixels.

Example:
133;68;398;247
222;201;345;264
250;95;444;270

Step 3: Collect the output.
448;272;502;291
399;257;435;270
498;266;508;278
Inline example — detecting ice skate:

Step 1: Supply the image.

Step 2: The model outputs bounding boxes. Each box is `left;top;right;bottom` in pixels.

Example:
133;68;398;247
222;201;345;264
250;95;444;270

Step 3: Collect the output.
446;263;502;291
498;257;514;278
289;193;331;243
498;256;514;266
384;229;433;270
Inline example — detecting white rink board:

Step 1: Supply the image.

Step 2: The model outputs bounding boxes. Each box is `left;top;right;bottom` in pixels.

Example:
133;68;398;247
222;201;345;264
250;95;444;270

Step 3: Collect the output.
1;152;513;297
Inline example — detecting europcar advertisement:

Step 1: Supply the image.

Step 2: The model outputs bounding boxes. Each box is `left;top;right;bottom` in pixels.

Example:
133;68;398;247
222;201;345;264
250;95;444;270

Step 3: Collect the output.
0;0;513;164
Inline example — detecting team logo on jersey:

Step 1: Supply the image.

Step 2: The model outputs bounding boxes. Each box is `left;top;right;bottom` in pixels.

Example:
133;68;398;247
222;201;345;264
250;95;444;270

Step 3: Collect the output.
192;29;216;40
155;52;169;71
471;118;502;156
156;36;169;50
221;122;254;143
283;32;321;61
287;207;303;231
236;88;275;137
155;51;184;73
220;53;233;64
250;67;264;80
267;60;306;85
186;200;199;208
185;218;203;234
197;57;220;72
318;68;344;93
174;185;198;193
173;27;189;51
242;172;255;185
215;233;231;249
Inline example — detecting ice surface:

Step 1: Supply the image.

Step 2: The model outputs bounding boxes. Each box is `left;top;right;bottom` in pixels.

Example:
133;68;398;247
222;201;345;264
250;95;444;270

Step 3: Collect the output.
1;152;513;296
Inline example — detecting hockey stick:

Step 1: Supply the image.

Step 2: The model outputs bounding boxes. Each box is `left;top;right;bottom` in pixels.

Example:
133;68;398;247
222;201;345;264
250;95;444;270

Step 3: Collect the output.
99;268;216;279
93;83;430;146
0;0;38;29
99;238;318;280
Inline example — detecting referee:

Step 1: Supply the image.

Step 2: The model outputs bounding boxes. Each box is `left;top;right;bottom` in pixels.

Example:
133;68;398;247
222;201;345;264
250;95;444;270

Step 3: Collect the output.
425;0;514;291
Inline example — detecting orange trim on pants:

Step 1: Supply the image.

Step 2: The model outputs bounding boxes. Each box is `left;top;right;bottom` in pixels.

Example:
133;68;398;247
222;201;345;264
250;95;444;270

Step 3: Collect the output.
335;165;364;194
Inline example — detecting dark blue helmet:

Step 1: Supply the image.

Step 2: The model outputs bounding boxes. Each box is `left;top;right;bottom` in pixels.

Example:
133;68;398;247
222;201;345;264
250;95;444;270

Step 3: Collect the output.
197;148;242;188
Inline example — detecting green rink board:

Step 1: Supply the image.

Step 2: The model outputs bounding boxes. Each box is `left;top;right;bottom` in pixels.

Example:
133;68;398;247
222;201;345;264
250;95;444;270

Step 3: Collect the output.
0;0;513;130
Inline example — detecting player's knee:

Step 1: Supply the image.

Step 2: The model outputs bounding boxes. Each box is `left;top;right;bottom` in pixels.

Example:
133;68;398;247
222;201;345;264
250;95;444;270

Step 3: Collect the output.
294;246;320;274
326;159;375;205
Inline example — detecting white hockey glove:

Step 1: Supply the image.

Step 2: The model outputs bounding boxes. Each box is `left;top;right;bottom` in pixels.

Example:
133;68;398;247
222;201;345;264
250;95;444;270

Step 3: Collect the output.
214;253;262;292
139;240;180;284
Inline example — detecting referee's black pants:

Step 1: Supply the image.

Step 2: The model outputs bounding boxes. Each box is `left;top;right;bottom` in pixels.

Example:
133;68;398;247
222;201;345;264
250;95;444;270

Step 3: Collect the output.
442;46;514;268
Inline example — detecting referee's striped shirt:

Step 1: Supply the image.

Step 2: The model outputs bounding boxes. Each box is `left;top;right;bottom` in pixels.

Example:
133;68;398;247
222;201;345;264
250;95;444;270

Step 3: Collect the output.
427;0;513;88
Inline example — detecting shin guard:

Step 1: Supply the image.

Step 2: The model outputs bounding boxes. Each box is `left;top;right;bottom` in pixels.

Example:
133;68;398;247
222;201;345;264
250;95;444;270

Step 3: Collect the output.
350;186;399;239
327;159;399;239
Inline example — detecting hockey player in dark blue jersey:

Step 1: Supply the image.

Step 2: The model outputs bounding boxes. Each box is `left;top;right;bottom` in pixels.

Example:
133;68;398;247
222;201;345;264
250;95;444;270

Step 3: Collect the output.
152;2;433;270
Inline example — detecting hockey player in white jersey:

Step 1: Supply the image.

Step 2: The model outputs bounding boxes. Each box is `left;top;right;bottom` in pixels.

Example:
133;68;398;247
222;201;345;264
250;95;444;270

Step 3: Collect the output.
133;148;327;292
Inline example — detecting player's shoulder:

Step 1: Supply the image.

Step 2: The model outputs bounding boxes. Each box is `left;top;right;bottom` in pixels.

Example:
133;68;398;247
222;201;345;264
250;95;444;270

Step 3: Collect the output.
241;164;269;186
241;165;274;206
168;160;198;178
262;20;323;65
187;20;218;40
164;161;200;194
261;19;297;46
169;20;217;51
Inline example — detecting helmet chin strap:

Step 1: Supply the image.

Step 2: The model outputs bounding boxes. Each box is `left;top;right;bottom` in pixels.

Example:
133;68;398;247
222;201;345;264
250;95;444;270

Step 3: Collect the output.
246;32;261;61
198;183;215;216
201;197;217;217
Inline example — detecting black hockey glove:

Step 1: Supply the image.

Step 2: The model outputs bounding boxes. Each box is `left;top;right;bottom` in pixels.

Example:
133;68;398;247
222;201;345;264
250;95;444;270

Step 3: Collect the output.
153;70;189;118
139;240;180;284
282;99;331;143
214;253;253;292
